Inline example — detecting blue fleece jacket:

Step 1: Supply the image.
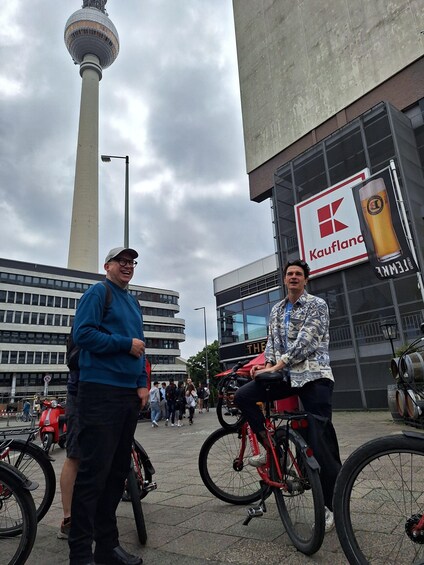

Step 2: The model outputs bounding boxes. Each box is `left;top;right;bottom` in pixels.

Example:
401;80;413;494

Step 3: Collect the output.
73;279;147;389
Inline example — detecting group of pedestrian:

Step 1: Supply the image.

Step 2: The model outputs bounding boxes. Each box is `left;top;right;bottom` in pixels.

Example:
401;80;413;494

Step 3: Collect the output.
148;378;210;427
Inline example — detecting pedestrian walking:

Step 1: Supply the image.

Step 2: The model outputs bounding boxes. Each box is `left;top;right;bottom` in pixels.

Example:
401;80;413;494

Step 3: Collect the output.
149;381;161;428
185;383;198;425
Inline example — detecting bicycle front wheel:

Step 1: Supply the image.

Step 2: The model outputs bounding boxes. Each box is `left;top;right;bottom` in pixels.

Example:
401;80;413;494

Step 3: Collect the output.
333;433;424;565
198;427;264;505
127;468;147;545
272;428;325;555
0;463;37;565
4;440;56;528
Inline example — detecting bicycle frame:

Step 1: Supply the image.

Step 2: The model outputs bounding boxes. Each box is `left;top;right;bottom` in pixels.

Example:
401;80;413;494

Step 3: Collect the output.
237;412;318;491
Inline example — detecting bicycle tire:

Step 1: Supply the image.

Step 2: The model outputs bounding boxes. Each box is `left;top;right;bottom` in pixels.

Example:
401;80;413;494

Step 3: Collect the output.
272;428;325;555
198;427;265;504
0;462;38;565
127;468;147;545
3;439;56;526
333;433;424;565
216;398;245;431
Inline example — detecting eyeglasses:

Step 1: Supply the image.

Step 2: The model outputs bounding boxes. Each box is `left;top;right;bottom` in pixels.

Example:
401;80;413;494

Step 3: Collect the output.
113;259;138;267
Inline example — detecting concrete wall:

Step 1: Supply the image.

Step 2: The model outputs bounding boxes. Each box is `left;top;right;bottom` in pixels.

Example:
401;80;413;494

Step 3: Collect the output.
233;0;424;173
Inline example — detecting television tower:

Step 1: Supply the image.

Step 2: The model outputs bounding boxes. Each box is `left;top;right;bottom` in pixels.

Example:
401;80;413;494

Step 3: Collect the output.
65;0;119;272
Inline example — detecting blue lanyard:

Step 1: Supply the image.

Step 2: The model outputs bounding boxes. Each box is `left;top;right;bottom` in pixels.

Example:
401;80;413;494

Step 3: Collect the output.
284;302;293;350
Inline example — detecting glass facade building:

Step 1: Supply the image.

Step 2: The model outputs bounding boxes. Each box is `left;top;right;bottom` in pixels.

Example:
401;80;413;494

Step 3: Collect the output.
216;101;424;409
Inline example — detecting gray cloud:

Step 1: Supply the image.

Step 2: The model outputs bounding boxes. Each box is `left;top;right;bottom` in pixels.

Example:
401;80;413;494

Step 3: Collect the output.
0;0;274;358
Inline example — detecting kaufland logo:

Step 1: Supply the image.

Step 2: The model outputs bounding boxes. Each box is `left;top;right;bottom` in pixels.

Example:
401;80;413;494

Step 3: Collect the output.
317;198;348;237
294;169;370;277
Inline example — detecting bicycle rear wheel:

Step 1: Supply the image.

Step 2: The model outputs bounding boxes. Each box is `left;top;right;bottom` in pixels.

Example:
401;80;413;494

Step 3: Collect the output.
0;463;37;565
3;440;56;527
272;428;325;555
333;433;424;565
216;397;245;430
198;427;265;504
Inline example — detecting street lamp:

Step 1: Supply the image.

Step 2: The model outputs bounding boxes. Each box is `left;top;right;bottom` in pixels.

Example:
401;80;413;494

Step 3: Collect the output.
195;307;209;385
380;321;398;357
101;154;130;248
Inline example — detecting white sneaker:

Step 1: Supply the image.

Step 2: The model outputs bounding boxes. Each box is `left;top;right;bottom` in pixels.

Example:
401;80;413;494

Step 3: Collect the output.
165;419;169;426
171;423;175;427
325;507;335;533
248;453;267;467
152;421;159;428
177;422;182;427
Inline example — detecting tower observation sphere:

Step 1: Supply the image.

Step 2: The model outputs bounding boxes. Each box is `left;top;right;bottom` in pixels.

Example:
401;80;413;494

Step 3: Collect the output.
64;3;119;70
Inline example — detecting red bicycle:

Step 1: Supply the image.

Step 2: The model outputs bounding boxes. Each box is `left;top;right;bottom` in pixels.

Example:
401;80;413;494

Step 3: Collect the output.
199;372;325;555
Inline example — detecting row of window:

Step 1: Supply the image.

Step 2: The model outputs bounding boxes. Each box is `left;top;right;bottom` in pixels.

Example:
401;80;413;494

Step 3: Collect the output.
1;351;66;365
0;310;73;327
0;290;78;309
0;331;68;345
0;271;178;306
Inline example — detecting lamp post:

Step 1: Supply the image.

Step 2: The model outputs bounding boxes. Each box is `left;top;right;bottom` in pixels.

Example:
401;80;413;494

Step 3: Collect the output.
380;321;398;357
101;154;130;248
194;307;209;385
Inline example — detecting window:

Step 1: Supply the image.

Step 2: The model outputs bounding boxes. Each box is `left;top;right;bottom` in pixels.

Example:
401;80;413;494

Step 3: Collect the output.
23;293;31;305
32;294;39;306
22;312;30;324
1;351;9;363
39;295;47;306
6;311;13;323
15;292;23;304
27;352;34;363
7;291;15;303
14;311;22;324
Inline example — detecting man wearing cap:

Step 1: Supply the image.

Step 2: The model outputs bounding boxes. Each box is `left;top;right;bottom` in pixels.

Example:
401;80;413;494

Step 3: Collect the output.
68;247;148;565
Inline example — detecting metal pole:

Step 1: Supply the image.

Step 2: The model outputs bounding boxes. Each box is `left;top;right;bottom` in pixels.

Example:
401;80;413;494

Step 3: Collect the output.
203;309;209;386
124;155;129;248
195;307;209;385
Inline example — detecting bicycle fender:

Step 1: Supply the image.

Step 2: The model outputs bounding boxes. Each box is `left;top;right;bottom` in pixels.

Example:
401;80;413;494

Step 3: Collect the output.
402;430;424;442
0;461;39;492
133;439;156;475
290;431;321;471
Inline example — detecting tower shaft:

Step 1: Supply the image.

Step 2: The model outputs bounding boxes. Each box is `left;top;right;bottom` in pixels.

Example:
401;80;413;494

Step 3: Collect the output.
67;54;102;272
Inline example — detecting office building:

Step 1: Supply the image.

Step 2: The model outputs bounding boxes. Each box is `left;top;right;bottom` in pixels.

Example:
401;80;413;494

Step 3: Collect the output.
0;258;186;402
223;1;424;408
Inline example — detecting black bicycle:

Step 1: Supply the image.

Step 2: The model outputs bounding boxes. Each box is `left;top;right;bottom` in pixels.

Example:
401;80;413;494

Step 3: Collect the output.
123;439;156;545
333;327;424;564
216;360;251;430
0;450;38;564
0;427;56;525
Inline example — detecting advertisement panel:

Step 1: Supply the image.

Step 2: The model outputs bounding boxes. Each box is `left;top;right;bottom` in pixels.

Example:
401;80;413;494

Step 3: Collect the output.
295;169;369;278
352;167;418;280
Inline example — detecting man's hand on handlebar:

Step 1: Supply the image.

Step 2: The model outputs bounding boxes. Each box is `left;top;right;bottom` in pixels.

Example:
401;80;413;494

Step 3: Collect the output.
250;361;286;379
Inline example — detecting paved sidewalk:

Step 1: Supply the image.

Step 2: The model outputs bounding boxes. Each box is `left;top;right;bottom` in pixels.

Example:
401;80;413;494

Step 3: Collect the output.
2;409;409;564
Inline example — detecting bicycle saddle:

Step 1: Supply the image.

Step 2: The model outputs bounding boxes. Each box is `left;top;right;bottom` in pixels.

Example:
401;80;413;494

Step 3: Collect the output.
255;368;290;385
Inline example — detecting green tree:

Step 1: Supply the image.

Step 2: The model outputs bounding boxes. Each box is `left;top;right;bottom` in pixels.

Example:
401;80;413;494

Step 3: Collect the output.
187;340;221;406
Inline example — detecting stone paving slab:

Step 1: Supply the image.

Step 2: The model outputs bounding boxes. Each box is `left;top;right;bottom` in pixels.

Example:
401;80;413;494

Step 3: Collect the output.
1;408;410;564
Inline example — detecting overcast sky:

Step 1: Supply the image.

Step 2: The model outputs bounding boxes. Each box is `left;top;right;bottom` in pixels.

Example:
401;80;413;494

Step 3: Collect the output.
0;0;274;359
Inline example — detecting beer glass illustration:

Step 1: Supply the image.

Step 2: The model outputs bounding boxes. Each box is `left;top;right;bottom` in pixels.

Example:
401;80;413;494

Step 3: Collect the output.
359;177;402;262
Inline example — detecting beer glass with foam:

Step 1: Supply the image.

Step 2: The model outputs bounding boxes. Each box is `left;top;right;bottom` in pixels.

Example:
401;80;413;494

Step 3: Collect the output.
359;177;401;262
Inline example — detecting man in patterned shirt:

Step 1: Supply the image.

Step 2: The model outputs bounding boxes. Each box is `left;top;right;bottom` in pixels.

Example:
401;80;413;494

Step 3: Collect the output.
235;259;339;531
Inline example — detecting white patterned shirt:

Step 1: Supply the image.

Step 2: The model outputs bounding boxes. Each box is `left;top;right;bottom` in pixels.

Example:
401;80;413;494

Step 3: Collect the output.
264;291;334;387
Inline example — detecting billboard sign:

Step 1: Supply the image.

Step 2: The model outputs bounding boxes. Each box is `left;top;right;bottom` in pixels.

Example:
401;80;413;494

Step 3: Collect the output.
295;169;369;278
352;167;418;280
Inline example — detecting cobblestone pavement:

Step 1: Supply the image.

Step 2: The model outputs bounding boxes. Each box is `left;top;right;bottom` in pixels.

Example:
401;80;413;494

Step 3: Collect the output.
1;408;409;564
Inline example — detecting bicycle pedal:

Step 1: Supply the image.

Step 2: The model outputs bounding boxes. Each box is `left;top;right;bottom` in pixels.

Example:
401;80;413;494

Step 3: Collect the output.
142;481;157;493
247;505;264;518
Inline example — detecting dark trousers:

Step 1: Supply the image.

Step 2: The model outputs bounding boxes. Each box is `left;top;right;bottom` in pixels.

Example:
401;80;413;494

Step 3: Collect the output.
167;400;176;424
68;382;139;564
234;377;340;509
234;377;334;435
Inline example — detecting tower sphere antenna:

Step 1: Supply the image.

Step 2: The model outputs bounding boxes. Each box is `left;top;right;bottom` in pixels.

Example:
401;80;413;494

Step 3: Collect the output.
64;3;119;69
